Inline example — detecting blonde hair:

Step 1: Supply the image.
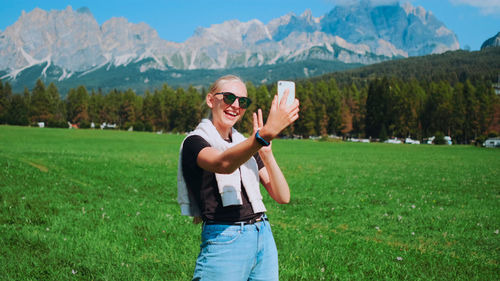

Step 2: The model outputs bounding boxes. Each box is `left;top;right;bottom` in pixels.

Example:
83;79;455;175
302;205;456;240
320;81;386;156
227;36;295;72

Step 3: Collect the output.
209;75;244;94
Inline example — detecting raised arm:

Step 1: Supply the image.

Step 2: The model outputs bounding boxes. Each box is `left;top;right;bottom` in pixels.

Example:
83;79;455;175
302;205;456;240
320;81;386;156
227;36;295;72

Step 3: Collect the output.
196;134;264;174
253;103;296;204
258;152;290;204
197;91;299;175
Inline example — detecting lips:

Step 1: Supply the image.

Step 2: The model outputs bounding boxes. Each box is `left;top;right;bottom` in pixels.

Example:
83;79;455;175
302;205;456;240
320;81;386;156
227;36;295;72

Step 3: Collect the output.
224;110;239;118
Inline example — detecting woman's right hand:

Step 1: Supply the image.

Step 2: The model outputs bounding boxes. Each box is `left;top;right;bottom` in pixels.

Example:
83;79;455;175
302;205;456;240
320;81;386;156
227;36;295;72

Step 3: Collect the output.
261;89;300;140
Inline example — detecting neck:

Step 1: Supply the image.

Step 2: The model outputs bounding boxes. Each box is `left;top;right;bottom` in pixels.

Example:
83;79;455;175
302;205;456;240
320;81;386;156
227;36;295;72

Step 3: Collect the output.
212;119;231;140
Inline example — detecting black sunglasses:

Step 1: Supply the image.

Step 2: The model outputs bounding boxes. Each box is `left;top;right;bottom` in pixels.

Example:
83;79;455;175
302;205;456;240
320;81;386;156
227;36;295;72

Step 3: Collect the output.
214;92;252;109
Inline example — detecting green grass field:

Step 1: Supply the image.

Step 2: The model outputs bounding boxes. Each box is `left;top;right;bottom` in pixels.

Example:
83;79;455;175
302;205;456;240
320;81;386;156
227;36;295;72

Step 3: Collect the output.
1;125;499;280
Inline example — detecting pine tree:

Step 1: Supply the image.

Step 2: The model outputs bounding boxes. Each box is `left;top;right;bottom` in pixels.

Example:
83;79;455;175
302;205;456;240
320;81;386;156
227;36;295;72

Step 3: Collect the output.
171;87;185;132
46;82;65;127
351;83;367;138
0;80;12;124
255;84;271;119
152;89;167;131
88;90;105;125
8;94;29;126
402;80;425;139
30;79;50;124
325;78;342;135
463;80;479;142
66;85;90;126
142;90;155;132
297;95;317;137
185;86;203;132
365;78;388;138
103;89;121;126
120;88;140;129
319;105;328;137
379;123;388;141
475;81;497;135
451;82;466;143
162;84;177;131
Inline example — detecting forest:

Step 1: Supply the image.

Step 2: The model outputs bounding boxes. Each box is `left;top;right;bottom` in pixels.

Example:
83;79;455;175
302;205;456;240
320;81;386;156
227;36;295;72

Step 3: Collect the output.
0;48;499;144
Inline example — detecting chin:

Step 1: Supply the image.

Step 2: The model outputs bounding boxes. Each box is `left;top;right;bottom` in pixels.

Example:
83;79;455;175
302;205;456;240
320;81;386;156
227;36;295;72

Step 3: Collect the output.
223;117;240;128
223;112;242;126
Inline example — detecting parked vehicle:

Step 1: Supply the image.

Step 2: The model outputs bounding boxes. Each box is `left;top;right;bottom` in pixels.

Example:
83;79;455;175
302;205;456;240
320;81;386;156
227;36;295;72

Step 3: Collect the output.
384;138;402;144
483;138;500;148
405;138;420;144
426;136;452;145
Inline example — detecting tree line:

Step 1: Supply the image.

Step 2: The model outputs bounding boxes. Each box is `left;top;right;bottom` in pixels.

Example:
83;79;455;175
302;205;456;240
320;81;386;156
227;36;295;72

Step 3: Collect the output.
0;76;498;143
323;48;500;87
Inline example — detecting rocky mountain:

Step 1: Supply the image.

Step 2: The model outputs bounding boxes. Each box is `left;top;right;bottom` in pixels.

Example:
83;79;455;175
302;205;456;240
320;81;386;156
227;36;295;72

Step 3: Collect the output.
0;2;459;93
481;32;500;50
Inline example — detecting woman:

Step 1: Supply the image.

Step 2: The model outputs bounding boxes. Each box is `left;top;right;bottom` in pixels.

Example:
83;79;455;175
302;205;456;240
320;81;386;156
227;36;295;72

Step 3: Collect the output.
177;75;299;280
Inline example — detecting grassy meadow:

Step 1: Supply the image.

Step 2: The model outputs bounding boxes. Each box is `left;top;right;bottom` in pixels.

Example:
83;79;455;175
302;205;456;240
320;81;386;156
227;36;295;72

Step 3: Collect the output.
0;125;499;280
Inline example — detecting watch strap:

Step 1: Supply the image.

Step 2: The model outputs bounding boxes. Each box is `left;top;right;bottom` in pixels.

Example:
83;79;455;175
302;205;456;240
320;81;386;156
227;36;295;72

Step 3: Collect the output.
255;130;270;146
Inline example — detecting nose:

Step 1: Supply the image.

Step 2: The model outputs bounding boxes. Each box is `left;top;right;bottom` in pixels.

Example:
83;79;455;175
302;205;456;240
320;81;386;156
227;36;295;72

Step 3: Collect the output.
233;98;240;108
227;97;241;109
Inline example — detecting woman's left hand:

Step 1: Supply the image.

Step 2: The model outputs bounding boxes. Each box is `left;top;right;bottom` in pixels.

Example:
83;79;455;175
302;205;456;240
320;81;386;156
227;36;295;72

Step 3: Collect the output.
253;109;272;153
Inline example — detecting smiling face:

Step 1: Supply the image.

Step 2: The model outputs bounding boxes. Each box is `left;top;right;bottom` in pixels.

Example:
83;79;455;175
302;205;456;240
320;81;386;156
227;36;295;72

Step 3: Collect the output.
207;78;248;138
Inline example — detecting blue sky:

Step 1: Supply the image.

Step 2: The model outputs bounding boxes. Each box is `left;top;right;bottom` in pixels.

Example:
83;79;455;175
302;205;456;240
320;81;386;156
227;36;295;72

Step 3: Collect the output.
0;0;499;50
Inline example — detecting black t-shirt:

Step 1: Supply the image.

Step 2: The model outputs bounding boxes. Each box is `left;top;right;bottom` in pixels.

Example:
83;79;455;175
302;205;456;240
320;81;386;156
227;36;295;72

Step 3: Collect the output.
182;135;265;222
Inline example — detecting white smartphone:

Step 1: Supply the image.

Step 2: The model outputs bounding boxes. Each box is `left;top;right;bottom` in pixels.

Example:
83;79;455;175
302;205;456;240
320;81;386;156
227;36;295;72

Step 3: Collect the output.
277;80;295;106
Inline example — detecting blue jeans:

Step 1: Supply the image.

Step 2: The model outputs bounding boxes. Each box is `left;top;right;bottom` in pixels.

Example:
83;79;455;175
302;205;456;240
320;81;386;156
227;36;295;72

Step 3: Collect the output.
192;218;279;281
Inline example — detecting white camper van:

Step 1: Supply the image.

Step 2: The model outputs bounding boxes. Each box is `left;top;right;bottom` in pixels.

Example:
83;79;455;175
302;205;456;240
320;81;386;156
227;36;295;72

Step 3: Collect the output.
484;138;500;148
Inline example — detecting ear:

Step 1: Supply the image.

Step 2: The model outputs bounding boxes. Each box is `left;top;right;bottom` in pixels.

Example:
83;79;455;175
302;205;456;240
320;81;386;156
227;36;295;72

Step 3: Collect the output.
206;93;214;109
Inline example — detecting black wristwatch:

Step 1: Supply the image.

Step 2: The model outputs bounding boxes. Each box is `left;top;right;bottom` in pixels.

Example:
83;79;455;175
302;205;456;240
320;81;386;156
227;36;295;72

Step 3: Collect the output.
255;130;270;146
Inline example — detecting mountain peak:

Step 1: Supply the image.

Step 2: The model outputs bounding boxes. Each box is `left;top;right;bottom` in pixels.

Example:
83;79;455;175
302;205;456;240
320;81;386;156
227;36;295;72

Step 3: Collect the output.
481;32;500;50
301;9;312;18
336;0;398;8
22;7;47;18
321;2;458;55
77;7;92;15
402;2;429;20
365;0;399;7
401;2;415;14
